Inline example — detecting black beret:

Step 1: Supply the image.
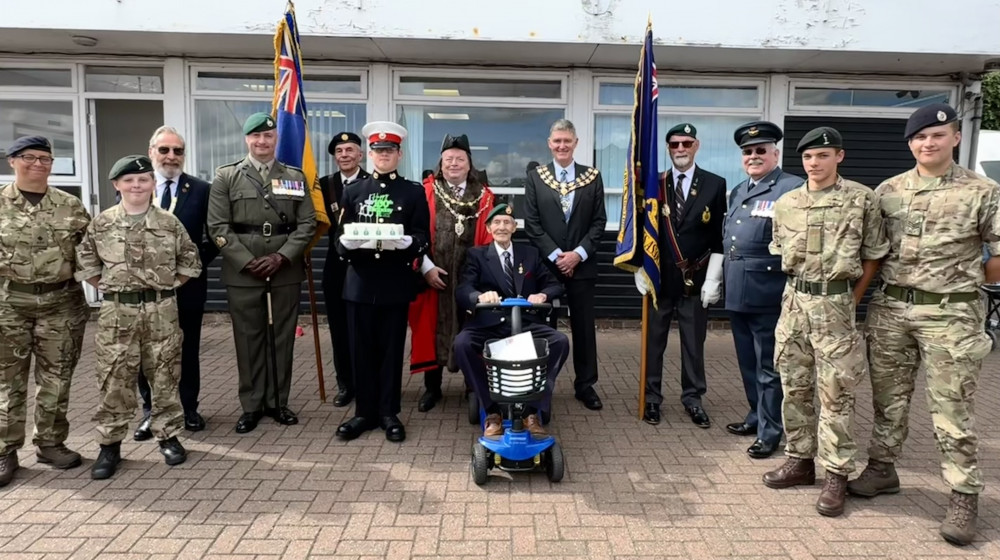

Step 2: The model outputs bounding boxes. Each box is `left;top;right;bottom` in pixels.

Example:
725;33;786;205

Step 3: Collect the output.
734;120;783;147
666;123;697;141
243;112;276;135
487;203;514;222
904;103;958;140
441;134;471;154
328;132;362;155
108;155;153;180
6;135;52;157
796;126;843;153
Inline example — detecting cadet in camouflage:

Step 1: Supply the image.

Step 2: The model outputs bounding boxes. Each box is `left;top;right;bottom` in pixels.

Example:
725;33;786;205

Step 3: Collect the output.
851;103;1000;546
75;155;202;480
762;127;888;517
0;135;91;487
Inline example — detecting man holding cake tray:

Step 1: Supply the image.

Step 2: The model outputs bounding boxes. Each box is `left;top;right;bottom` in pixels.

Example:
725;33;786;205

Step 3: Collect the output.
335;121;431;443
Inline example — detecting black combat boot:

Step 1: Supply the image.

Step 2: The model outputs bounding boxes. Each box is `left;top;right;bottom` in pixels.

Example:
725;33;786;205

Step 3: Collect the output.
91;442;122;480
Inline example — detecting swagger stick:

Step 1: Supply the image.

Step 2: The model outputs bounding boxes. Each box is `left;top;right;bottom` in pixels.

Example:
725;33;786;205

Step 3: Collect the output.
304;254;327;402
265;277;281;412
638;292;650;421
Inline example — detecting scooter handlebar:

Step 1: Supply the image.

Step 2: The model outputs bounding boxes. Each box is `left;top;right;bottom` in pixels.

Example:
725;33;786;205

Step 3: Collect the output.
475;297;552;310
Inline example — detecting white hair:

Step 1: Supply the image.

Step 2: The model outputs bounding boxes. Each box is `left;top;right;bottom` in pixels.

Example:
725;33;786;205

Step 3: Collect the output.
149;126;186;147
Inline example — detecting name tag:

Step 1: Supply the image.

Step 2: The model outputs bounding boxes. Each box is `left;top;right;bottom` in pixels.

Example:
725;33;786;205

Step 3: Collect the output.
750;200;776;218
272;179;305;197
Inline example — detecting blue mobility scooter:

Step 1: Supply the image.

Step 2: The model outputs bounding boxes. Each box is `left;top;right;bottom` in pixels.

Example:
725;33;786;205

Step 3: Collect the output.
469;298;564;485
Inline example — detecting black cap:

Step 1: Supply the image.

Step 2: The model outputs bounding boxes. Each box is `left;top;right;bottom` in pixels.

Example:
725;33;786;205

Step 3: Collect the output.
328;132;362;155
796;126;843;153
733;120;783;147
108;155;153;180
904;103;958;140
666;123;697;141
6;135;52;157
441;134;471;154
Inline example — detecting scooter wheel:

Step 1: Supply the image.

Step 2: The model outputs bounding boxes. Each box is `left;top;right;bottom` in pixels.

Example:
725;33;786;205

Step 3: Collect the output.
472;443;489;485
545;442;564;482
467;392;480;424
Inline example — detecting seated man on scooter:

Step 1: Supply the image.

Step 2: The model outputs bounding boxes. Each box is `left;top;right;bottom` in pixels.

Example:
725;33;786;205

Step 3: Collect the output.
454;204;570;438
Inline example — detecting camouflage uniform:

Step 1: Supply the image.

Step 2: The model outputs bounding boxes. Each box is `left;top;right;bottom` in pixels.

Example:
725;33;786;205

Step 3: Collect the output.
770;177;887;475
75;204;201;445
0;184;90;455
865;164;1000;494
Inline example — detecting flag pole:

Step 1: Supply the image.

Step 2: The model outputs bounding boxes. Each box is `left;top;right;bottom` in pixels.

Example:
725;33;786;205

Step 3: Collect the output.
304;254;327;403
638;291;649;420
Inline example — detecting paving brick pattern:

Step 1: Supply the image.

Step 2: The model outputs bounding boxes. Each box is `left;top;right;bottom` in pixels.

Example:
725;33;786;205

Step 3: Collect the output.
1;320;999;559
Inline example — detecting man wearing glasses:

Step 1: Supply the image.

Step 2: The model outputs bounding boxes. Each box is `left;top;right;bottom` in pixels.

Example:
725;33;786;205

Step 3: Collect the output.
723;121;802;459
133;127;217;441
641;124;727;428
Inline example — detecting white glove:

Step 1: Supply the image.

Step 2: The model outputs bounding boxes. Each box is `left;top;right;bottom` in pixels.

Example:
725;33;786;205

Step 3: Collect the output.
380;235;413;251
634;271;650;295
339;237;364;250
701;253;725;308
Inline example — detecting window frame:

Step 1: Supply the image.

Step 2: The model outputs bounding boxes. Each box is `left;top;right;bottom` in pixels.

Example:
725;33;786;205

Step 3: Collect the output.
787;79;960;117
0;61;76;93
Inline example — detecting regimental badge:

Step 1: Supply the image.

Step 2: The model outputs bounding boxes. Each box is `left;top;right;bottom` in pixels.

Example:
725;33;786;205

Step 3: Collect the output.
748;126;759;137
182;182;189;192
505;205;512;215
378;132;387;139
214;236;228;248
266;117;274;127
683;124;692;134
937;110;947;122
702;206;711;224
341;133;349;141
821;132;829;145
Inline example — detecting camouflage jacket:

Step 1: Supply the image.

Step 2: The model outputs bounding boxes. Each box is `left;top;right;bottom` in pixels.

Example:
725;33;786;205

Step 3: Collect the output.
876;164;1000;292
770;176;888;282
75;203;201;292
0;183;91;284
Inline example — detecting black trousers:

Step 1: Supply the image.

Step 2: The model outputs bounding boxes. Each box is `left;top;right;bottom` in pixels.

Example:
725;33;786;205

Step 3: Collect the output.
565;277;598;394
322;276;353;393
730;311;783;445
139;277;205;415
643;294;708;408
347;301;409;419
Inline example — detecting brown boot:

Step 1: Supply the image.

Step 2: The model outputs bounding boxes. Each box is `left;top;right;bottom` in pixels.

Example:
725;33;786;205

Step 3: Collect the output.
36;444;82;469
940;491;978;546
847;459;900;497
816;471;848;517
763;457;816;489
0;452;19;488
483;413;503;438
524;414;548;438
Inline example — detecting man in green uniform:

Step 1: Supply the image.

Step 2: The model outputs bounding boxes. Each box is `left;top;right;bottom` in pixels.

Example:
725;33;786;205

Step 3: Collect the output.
76;155;202;480
207;112;316;434
849;104;1000;546
762;127;887;517
0;136;91;487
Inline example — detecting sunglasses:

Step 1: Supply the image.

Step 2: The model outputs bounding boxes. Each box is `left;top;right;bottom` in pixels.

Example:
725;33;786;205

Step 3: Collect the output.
741;146;769;156
156;146;185;156
668;140;695;149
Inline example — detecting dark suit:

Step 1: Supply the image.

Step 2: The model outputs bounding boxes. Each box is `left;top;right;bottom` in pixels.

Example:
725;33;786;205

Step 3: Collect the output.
319;168;369;395
139;173;218;416
453;243;569;412
523;162;607;394
723;166;802;445
644;165;726;408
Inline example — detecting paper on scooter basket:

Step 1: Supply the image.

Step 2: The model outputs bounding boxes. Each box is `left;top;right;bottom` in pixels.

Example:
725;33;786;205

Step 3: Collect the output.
487;332;537;361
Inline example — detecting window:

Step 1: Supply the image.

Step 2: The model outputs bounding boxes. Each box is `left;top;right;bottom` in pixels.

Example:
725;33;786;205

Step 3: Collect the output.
195;72;363;96
0;68;73;88
792;86;952;108
0;100;76;176
85;66;163;94
399;77;562;100
598;82;759;108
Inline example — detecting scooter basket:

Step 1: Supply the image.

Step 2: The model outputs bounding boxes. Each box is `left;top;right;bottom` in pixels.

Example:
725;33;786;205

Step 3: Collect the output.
483;338;549;402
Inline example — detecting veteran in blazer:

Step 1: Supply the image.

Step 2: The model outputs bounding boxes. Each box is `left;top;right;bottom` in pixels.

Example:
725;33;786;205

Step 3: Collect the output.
523;119;607;411
207;112;317;434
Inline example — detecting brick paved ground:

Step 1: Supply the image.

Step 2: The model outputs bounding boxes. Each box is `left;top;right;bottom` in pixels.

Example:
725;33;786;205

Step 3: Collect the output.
1;319;999;559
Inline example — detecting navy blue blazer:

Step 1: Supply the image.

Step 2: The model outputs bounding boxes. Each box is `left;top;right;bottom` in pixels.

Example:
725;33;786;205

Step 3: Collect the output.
172;173;218;278
456;243;564;330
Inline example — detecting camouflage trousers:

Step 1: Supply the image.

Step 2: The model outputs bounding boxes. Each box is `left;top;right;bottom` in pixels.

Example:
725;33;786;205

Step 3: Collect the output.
0;285;88;455
774;287;866;475
864;290;991;494
93;297;183;445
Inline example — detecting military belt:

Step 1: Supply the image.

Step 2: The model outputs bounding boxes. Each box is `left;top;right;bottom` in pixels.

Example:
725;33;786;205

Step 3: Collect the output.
787;277;851;296
232;222;297;237
106;289;175;305
4;279;74;295
883;284;979;305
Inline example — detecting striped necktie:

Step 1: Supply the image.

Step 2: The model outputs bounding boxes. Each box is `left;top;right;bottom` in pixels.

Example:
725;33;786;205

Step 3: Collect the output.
675;173;686;216
502;250;516;296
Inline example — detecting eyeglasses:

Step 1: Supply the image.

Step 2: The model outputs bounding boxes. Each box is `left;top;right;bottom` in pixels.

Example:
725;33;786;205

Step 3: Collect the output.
156;146;185;156
14;154;54;165
668;140;695;149
741;146;769;156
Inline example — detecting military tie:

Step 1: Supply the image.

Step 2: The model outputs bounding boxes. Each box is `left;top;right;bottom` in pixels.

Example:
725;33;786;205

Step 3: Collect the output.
675;173;686;217
559;169;571;222
160;179;173;210
502;250;516;297
259;164;269;178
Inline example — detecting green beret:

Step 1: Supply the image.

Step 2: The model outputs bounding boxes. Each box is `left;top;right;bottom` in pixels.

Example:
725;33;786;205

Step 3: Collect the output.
796;126;843;153
108;155;153;180
487;203;515;222
666;123;697;141
243;112;276;135
904;103;958;140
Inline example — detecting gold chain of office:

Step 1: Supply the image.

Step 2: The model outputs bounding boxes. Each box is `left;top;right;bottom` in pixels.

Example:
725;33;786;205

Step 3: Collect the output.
536;166;599;196
433;180;490;236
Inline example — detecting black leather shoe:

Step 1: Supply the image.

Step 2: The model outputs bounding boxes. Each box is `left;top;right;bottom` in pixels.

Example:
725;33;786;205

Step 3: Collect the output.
158;437;187;466
337;416;377;440
91;442;121;480
575;387;603;411
685;406;711;429
184;411;206;432
235;411;262;434
417;390;442;413
726;422;757;436
747;439;780;459
270;407;298;426
133;414;152;441
382;415;406;442
333;389;354;408
643;403;661;425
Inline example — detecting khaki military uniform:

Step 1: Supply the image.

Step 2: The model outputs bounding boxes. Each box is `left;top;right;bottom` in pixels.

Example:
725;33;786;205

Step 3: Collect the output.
770;177;888;475
206;157;316;413
865;164;1000;494
0;185;90;455
75;204;201;445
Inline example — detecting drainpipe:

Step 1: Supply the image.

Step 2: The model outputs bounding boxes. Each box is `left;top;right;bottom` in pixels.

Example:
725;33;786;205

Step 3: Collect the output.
964;78;984;169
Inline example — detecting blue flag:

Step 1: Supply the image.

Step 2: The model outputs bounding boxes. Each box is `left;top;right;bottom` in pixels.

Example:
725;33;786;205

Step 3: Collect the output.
614;20;662;308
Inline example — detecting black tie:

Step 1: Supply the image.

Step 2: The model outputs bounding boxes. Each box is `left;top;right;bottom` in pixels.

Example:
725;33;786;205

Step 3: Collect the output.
160;179;173;210
502;250;516;296
675;173;686;216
